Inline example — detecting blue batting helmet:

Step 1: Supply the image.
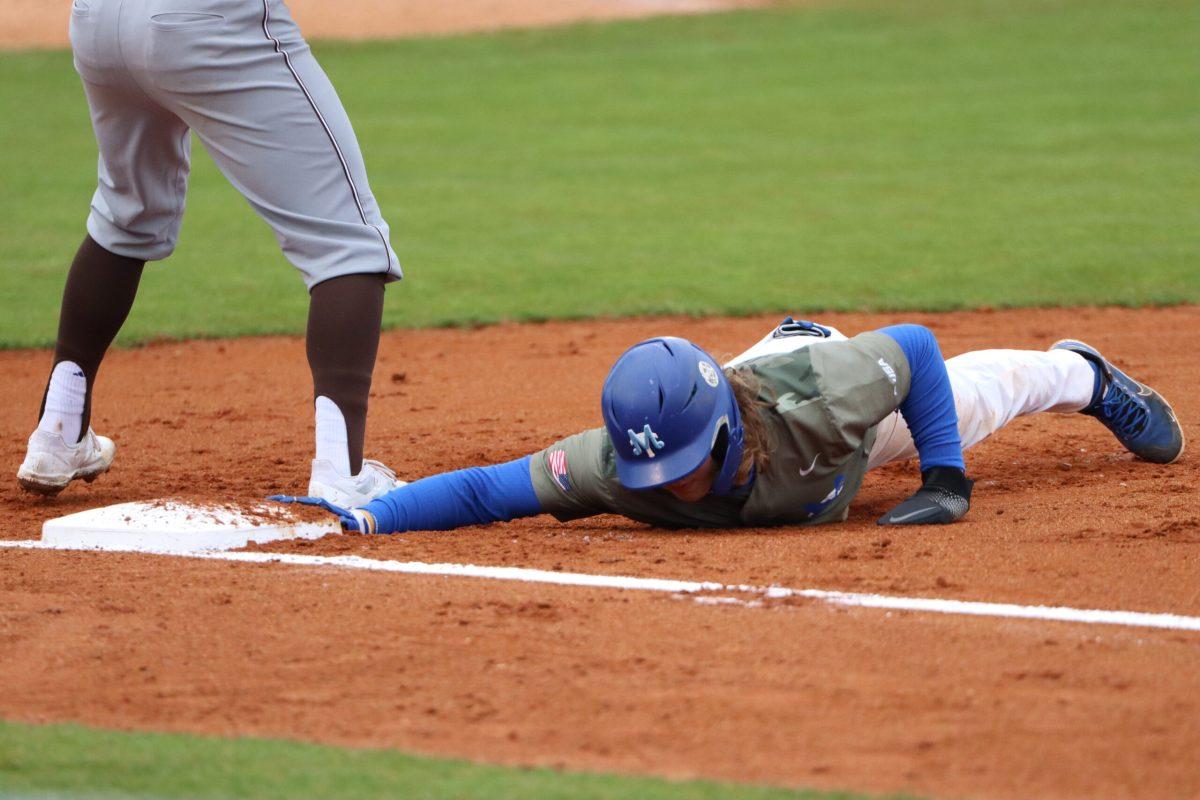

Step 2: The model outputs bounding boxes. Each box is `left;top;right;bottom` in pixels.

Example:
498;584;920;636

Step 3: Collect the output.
600;337;745;494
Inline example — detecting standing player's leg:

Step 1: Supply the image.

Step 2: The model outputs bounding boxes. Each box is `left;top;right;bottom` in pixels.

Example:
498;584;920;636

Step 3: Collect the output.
128;0;402;505
305;272;389;486
18;237;141;495
19;8;192;494
37;236;144;442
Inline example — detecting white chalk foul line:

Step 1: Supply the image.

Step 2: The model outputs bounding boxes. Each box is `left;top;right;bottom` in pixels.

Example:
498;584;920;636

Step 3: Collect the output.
3;539;1200;632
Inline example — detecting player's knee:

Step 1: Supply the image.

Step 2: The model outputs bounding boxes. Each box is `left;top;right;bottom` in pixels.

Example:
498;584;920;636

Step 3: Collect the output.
87;209;181;262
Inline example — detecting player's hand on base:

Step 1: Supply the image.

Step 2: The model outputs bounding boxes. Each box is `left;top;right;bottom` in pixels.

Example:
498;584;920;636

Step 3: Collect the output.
268;494;373;533
876;467;973;526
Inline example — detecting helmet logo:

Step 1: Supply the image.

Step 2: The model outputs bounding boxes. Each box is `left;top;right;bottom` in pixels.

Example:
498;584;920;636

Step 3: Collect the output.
698;361;720;388
627;424;666;458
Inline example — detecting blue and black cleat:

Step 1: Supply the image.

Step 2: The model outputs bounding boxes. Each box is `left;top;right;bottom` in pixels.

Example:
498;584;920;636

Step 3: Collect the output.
1051;339;1185;464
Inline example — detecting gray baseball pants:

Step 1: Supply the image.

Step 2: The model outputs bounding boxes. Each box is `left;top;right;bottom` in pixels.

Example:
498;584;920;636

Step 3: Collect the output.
69;0;401;287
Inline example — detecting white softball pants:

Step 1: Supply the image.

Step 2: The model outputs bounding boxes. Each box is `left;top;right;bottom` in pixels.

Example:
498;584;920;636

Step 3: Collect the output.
69;0;401;287
866;348;1096;470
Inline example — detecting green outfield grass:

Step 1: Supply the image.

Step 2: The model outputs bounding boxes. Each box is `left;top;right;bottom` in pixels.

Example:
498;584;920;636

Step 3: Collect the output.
1;7;1191;798
0;0;1196;348
0;721;904;800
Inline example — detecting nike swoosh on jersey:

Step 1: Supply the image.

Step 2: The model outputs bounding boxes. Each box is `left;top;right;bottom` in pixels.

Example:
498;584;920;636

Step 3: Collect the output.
797;454;820;476
776;392;820;414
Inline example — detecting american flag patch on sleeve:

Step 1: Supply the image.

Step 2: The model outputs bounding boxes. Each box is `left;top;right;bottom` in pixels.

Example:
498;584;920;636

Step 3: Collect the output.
547;449;571;492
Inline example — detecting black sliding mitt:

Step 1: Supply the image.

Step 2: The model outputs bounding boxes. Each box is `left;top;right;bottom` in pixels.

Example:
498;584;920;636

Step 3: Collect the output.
877;466;973;526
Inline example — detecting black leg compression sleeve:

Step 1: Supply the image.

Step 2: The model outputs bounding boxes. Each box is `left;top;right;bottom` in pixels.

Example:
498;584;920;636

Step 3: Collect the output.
306;273;386;475
39;235;145;441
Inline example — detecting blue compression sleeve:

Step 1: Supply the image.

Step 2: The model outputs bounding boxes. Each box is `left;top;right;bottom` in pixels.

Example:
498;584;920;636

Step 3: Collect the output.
359;456;543;534
877;324;965;472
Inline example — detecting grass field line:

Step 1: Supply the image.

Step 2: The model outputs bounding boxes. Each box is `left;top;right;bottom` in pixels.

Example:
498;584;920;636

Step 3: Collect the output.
4;539;1200;633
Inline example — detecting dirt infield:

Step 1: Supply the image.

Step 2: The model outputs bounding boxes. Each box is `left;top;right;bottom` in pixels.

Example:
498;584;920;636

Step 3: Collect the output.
2;306;1199;799
0;0;766;50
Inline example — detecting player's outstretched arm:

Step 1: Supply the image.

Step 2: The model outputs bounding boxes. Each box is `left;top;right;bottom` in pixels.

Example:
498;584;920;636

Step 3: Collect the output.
273;456;545;534
874;324;973;525
356;456;545;533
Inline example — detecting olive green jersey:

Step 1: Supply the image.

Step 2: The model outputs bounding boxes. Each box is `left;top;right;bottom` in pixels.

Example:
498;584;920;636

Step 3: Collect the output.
529;331;912;528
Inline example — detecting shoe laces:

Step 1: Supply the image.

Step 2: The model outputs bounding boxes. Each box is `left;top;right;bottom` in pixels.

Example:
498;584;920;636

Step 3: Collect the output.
1099;383;1149;438
361;459;397;482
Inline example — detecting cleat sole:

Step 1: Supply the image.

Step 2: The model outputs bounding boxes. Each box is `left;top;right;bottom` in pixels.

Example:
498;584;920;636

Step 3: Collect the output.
18;477;68;497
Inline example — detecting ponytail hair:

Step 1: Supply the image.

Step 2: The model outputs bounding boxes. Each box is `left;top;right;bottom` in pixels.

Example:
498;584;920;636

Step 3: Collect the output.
724;367;772;484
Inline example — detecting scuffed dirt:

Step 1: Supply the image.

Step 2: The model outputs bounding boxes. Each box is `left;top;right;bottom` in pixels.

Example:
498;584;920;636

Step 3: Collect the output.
1;306;1199;800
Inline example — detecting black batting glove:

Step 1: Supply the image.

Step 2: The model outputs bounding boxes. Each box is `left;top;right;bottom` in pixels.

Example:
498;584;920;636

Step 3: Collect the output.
877;466;973;526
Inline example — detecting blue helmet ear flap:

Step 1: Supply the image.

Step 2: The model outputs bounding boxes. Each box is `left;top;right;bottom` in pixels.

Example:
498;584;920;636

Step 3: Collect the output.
709;396;745;495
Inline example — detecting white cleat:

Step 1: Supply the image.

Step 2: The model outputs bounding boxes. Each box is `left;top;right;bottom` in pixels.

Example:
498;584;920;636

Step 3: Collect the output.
308;458;406;507
17;428;116;496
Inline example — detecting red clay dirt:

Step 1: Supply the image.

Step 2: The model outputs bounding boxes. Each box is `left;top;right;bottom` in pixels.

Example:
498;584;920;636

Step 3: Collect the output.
1;307;1199;800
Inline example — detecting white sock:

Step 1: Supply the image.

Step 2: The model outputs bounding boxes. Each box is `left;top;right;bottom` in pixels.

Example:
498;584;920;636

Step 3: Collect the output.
39;360;87;444
314;395;352;477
